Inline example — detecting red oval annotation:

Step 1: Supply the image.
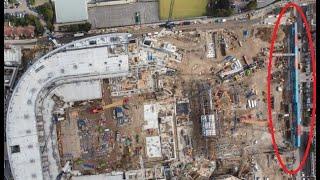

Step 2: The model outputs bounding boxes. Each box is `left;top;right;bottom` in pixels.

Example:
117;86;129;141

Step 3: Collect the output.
266;2;316;175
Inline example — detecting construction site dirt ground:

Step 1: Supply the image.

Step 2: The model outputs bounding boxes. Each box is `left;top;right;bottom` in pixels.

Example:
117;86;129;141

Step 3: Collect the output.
158;26;284;159
158;26;282;80
158;26;291;178
55;25;292;178
56;80;162;174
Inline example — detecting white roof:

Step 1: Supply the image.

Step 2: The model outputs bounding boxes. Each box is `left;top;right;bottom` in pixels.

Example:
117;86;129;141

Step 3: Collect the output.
201;114;216;136
143;103;159;130
6;33;131;180
4;46;22;66
53;79;102;102
55;0;88;23
146;136;162;158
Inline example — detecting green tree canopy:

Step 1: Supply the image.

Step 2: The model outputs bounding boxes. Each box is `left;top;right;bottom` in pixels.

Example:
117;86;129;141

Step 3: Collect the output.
36;2;54;31
207;0;234;17
246;0;257;10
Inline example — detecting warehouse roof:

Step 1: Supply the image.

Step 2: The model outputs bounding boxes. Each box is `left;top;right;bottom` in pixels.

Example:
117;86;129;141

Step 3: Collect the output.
55;0;88;23
52;80;102;102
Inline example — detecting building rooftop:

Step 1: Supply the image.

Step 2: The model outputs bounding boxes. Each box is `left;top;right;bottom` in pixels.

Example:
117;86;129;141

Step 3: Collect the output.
201;114;216;137
88;1;159;28
4;26;35;39
54;0;88;23
4;45;22;66
4;66;18;89
53;79;101;102
146;136;162;158
143;103;159;130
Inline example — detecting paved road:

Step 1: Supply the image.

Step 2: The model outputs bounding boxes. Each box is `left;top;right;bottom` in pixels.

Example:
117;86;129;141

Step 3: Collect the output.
55;17;262;45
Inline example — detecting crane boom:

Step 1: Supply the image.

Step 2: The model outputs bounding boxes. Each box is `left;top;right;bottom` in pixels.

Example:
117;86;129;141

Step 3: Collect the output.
240;119;268;126
165;0;175;29
102;100;124;110
168;0;175;21
90;98;129;113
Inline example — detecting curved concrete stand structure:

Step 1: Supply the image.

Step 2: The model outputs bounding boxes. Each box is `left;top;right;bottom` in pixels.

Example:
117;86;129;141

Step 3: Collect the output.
6;33;131;180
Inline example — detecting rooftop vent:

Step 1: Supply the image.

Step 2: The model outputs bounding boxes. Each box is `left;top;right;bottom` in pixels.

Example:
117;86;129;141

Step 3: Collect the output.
11;145;20;153
24;114;30;119
30;159;35;163
73;65;78;69
28;144;33;149
26;130;31;134
27;100;32;105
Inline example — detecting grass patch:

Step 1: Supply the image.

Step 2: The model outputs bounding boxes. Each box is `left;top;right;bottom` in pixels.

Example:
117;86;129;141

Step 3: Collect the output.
159;0;209;20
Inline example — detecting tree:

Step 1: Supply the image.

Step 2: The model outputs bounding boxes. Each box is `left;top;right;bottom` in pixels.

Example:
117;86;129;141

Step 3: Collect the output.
8;0;17;3
47;22;54;31
60;22;92;32
207;0;234;17
69;24;80;32
80;22;92;32
29;0;35;6
36;2;54;31
246;0;257;10
34;20;45;35
25;14;44;35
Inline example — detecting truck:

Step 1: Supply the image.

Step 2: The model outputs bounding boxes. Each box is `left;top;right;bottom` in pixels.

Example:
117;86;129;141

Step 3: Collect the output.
74;32;84;37
49;38;61;48
58;117;65;121
238;40;243;47
215;18;226;23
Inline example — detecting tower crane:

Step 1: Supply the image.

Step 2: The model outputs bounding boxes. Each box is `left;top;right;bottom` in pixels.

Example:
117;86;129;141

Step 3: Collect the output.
240;119;268;126
165;0;175;29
